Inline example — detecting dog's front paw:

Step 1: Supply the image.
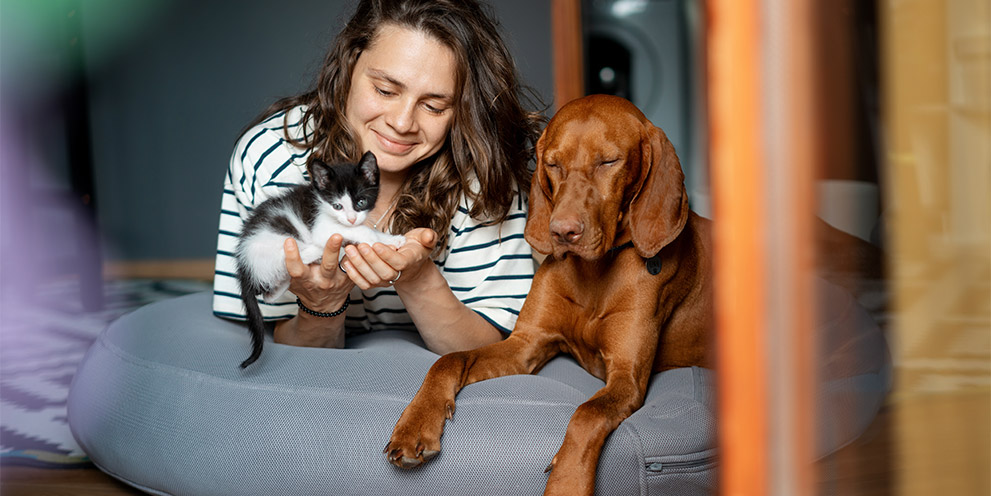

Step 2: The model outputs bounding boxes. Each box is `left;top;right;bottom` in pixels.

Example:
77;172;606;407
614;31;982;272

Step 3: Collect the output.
542;450;596;496
383;439;440;470
384;400;453;469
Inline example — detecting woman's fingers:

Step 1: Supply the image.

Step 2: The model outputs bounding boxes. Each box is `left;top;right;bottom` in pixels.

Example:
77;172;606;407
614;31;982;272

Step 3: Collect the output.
284;237;353;305
384;228;437;285
343;243;400;289
321;234;346;278
413;228;438;251
284;238;306;278
337;229;438;290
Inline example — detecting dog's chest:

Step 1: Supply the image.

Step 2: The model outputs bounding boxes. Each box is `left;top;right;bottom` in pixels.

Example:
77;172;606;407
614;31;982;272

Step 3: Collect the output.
543;255;663;377
553;253;661;309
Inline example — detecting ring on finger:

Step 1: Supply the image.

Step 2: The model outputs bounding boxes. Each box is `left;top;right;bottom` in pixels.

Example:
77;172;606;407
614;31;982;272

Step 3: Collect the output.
388;270;402;285
339;261;347;273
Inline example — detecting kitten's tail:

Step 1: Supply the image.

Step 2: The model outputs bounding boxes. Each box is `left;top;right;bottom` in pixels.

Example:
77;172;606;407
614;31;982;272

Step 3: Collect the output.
239;279;266;368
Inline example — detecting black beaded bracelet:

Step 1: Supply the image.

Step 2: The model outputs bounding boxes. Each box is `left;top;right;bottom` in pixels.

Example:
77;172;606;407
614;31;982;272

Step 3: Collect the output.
295;296;349;318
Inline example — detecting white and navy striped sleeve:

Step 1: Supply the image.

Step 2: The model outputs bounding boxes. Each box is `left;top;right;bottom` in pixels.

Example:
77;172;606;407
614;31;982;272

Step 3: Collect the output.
439;191;535;334
213;108;312;320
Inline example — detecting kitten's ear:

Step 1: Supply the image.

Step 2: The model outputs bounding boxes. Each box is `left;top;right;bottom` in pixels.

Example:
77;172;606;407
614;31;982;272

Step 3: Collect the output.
358;152;379;185
309;160;334;189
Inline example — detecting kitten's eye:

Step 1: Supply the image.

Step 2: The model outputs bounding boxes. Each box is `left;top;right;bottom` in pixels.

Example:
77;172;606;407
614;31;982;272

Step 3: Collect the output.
355;199;368;209
332;203;343;211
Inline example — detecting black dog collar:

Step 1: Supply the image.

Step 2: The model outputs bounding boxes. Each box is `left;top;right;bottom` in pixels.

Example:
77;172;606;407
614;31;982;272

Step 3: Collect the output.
611;242;662;275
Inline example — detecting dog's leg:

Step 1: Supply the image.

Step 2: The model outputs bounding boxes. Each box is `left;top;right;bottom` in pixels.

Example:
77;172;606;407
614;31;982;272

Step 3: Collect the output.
543;356;654;496
385;332;557;469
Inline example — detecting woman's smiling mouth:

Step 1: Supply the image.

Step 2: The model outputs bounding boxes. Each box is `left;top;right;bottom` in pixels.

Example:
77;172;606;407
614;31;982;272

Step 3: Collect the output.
374;130;416;154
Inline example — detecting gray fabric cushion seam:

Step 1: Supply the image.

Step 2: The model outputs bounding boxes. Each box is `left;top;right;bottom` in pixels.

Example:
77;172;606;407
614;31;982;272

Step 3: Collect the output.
617;422;649;495
639;401;697;422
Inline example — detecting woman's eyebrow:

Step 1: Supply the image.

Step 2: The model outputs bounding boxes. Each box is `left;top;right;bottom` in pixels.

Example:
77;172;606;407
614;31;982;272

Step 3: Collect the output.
368;68;453;102
368;69;405;89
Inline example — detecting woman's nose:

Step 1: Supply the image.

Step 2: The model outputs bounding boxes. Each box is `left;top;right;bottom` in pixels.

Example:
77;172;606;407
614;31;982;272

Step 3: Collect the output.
386;99;417;134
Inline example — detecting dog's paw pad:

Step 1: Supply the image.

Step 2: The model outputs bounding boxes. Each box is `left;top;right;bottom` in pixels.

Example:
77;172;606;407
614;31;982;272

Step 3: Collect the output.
385;450;424;469
385;442;438;470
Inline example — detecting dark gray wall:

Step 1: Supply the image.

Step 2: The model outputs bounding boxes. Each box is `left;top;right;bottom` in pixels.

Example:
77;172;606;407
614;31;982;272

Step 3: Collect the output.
78;0;553;261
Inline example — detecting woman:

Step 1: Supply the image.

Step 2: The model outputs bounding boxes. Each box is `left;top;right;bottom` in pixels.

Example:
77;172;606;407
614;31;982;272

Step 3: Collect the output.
213;0;544;354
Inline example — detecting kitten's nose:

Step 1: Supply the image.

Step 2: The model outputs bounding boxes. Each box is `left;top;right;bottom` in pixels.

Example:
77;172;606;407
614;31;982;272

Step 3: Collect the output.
348;216;358;225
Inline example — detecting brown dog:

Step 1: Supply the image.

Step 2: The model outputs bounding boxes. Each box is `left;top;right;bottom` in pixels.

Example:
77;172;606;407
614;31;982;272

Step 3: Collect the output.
385;95;713;496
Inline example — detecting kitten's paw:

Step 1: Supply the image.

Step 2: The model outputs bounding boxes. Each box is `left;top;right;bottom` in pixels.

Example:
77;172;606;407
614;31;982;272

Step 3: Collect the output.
374;233;406;249
299;244;324;265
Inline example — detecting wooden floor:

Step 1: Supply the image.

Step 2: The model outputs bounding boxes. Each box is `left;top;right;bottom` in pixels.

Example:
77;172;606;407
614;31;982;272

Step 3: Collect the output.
816;391;990;496
0;465;142;495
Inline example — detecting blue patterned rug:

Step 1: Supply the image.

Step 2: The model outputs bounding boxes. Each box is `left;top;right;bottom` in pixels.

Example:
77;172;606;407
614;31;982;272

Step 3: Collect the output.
0;278;212;468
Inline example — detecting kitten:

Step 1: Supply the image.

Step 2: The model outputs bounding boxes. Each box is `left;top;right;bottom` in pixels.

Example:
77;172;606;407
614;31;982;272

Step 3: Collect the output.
235;151;405;368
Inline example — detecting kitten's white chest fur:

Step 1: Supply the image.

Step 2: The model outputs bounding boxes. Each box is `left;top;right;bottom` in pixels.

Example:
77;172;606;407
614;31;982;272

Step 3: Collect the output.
245;194;406;302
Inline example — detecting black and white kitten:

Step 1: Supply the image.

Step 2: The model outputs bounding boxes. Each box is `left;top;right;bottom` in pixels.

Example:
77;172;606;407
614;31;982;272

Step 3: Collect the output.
235;151;405;368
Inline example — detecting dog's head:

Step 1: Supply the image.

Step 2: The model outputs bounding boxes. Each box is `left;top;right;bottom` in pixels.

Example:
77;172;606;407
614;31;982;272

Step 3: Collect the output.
525;95;689;260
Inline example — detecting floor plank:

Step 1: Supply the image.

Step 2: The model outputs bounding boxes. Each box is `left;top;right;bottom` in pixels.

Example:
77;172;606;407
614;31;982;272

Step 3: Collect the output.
0;466;143;496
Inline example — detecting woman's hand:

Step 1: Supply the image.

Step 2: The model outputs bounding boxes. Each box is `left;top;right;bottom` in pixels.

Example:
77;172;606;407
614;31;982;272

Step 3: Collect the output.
340;228;438;290
284;234;354;312
274;234;354;349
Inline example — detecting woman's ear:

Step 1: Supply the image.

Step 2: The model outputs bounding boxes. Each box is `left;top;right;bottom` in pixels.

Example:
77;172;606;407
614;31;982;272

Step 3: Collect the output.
524;134;554;254
628;125;689;257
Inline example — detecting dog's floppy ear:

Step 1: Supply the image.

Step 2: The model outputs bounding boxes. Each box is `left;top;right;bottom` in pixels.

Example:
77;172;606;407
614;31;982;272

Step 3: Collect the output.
629;125;689;257
524;132;554;255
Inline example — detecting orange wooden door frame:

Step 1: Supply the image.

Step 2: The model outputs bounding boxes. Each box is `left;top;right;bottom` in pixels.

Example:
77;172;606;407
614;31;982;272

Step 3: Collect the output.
708;1;818;495
707;0;769;493
550;0;584;110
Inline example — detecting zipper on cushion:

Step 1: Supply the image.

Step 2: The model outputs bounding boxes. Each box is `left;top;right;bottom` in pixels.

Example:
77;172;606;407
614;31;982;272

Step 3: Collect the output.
646;455;717;474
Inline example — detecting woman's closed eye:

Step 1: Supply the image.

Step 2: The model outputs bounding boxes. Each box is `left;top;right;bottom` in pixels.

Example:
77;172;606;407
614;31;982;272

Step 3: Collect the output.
374;86;396;97
422;102;448;115
375;85;447;115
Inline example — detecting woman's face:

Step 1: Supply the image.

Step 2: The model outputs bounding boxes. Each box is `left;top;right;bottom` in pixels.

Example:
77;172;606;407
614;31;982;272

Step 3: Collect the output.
346;24;458;179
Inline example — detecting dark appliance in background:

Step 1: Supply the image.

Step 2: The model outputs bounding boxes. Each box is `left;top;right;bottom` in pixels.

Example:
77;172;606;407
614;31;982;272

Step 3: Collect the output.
582;0;708;215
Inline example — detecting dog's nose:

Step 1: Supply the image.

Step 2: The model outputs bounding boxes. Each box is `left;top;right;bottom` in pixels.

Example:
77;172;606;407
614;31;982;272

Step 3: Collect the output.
550;218;584;244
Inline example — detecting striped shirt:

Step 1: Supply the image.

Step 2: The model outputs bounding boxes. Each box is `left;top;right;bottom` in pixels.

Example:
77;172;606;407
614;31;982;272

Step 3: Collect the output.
213;106;534;335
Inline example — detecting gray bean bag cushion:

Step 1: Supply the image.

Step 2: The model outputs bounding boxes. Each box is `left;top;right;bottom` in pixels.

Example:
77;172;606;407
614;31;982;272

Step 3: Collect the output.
68;278;888;495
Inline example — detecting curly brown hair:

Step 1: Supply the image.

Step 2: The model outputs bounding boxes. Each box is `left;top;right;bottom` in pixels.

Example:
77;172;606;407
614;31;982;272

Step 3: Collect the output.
246;0;546;251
